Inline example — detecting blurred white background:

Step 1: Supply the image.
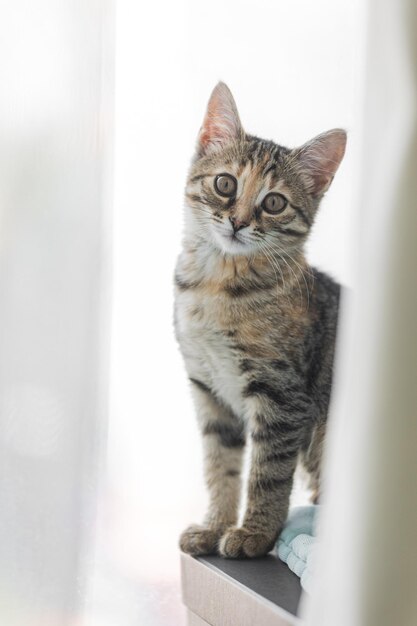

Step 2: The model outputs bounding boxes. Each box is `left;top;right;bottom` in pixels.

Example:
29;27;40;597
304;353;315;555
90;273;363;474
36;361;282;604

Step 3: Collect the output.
98;1;366;624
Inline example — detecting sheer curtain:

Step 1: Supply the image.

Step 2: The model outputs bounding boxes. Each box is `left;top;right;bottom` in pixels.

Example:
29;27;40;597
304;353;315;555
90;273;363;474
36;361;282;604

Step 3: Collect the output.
304;0;417;624
0;2;113;625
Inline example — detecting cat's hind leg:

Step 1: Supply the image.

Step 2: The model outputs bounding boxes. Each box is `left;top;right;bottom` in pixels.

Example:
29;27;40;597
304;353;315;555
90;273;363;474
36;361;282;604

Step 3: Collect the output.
301;419;326;504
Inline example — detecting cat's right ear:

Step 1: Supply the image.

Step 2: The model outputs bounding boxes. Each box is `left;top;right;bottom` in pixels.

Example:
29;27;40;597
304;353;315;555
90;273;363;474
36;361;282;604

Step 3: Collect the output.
197;82;244;156
293;129;347;197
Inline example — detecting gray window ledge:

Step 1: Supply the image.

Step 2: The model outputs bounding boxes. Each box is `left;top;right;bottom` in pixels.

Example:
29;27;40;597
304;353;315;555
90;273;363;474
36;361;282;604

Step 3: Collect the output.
181;553;302;626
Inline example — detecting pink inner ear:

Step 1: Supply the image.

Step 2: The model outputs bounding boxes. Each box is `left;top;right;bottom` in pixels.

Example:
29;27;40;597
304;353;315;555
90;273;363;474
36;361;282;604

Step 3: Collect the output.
298;129;347;196
198;82;243;154
199;110;229;150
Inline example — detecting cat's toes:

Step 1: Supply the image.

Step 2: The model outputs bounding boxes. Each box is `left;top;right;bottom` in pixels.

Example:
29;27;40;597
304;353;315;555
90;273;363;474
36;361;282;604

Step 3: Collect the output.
179;524;221;556
219;527;276;558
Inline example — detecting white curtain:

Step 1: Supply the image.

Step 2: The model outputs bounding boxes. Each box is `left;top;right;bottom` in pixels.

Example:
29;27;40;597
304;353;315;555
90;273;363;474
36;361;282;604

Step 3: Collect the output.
0;2;113;625
304;0;417;624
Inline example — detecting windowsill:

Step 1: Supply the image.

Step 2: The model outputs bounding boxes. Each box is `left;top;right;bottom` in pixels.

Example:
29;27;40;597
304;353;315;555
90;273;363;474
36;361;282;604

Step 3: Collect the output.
181;552;302;625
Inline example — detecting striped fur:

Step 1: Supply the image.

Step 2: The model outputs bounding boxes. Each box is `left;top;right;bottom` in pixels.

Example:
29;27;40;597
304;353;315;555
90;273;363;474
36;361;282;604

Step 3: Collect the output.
176;83;346;558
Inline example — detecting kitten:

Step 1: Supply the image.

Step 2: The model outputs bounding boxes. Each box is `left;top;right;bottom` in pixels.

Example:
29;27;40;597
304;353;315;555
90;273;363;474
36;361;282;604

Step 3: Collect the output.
175;82;345;558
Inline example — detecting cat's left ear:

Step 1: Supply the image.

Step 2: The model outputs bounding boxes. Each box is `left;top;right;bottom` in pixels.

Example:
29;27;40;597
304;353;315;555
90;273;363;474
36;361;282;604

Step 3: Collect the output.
293;129;347;197
197;82;244;156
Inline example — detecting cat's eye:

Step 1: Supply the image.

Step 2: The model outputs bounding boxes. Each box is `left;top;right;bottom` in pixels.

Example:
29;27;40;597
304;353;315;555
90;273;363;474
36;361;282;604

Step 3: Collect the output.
214;174;237;197
262;192;288;215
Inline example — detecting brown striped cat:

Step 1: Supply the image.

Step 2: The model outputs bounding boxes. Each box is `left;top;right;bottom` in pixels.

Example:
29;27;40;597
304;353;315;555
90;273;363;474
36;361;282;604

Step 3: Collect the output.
175;82;346;558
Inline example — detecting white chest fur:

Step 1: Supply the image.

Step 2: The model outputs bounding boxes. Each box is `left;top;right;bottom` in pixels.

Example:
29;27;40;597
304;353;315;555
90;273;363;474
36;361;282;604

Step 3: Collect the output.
175;289;245;418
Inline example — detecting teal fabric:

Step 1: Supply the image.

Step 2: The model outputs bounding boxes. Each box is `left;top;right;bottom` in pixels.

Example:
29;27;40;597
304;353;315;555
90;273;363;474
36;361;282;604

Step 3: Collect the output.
275;505;319;593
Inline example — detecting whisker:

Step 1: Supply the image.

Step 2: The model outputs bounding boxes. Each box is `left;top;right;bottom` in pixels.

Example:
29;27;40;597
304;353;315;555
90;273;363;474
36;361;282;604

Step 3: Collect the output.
263;237;314;310
255;240;292;309
261;238;305;309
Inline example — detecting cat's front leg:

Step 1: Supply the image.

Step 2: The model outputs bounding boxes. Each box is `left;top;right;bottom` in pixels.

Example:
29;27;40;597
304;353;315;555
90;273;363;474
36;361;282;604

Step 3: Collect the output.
179;379;246;556
219;383;315;558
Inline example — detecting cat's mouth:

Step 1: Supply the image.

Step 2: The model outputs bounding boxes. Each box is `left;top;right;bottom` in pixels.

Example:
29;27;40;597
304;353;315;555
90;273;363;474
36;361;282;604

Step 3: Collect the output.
212;227;254;255
219;230;246;247
229;232;245;244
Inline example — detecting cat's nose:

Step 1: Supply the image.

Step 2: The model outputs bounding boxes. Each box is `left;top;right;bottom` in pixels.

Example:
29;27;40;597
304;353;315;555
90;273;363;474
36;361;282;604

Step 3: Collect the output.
229;216;248;232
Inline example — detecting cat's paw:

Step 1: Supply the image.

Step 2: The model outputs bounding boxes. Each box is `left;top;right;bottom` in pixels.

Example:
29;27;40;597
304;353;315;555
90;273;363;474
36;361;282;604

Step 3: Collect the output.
219;527;276;558
179;524;222;556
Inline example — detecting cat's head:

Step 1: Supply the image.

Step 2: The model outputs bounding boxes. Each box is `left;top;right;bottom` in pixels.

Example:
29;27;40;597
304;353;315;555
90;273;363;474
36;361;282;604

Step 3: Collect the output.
185;82;346;257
